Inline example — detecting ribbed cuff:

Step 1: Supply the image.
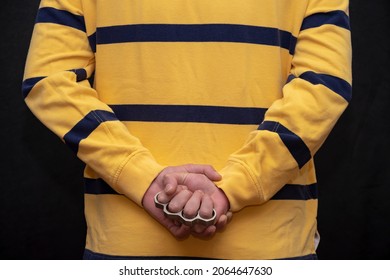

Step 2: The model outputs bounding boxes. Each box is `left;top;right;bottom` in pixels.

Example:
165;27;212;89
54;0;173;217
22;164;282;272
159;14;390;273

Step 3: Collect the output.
215;159;264;212
114;151;165;207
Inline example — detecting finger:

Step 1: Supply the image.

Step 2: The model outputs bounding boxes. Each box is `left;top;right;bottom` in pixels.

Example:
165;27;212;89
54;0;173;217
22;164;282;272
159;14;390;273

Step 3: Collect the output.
168;189;193;213
157;185;187;204
163;173;189;194
142;177;191;240
168;223;191;240
213;211;233;232
191;225;217;239
146;196;191;239
191;223;206;233
226;211;233;223
183;164;222;182
198;194;214;219
190;194;216;237
214;214;228;232
161;212;192;239
183;190;203;218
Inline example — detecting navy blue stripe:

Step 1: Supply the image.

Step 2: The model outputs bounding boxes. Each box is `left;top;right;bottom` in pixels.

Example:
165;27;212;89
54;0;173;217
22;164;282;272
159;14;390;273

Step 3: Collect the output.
22;76;46;98
68;68;87;82
301;10;350;31
84;178;316;201
109;104;266;125
84;178;119;195
83;249;215;260
294;71;352;102
84;248;316;260
271;184;317;200
36;7;86;32
88;32;97;52
22;70;88;99
277;254;318;260
96;24;297;55
259;121;311;169
286;74;295;84
63;110;117;154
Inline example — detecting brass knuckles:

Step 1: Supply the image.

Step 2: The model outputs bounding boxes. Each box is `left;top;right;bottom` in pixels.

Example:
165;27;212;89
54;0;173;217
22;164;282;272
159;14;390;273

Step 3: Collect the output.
154;192;217;227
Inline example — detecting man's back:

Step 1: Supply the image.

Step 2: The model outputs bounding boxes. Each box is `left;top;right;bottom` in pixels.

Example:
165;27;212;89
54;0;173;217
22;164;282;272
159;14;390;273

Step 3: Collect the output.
23;0;352;259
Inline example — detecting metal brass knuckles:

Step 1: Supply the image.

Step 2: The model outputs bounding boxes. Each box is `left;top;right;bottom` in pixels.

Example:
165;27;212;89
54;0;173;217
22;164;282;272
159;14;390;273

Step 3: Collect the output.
154;192;217;227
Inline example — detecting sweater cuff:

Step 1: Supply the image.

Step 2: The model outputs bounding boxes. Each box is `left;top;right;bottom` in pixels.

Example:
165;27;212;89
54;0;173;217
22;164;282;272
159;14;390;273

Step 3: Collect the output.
215;160;264;212
114;151;165;207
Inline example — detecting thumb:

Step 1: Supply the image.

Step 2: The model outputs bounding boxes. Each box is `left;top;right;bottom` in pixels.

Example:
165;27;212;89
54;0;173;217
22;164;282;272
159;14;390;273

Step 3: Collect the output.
163;172;189;194
183;164;222;182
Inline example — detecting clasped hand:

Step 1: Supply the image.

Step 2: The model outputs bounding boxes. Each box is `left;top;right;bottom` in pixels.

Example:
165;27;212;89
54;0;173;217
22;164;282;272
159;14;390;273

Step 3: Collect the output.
142;164;232;239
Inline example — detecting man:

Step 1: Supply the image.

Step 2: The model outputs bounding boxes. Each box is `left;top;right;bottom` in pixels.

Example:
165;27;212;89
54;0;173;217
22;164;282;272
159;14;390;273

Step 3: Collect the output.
23;0;352;259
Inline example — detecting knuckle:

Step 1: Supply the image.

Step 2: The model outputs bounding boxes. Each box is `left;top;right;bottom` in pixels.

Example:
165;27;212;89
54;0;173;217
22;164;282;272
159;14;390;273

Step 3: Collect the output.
199;209;212;219
182;189;192;197
168;202;180;212
194;190;204;196
183;208;197;218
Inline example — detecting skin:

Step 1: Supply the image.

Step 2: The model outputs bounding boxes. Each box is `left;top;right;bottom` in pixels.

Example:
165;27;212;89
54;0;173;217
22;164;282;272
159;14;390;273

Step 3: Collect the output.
142;164;232;239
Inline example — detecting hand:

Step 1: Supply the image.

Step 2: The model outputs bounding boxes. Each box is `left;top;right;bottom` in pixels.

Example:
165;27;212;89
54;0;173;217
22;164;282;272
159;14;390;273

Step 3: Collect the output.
160;172;232;238
142;164;225;239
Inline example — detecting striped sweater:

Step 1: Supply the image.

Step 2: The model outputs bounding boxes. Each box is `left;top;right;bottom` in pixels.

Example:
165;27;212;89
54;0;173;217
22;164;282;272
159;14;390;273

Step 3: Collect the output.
23;0;352;259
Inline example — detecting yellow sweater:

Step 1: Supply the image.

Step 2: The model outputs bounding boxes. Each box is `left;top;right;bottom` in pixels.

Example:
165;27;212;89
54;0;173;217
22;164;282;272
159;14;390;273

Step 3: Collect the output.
23;0;352;259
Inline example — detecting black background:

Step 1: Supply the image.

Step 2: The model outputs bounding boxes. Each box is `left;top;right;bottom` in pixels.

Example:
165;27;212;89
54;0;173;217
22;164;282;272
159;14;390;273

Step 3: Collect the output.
1;1;389;259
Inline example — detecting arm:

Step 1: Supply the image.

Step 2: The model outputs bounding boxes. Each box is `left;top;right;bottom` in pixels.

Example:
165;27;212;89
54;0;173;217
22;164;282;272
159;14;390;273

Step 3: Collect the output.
23;1;230;239
216;0;352;211
22;0;164;206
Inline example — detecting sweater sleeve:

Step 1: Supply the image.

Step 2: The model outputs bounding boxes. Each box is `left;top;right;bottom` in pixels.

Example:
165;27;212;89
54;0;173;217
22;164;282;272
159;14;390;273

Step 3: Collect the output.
216;0;352;212
22;0;164;206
